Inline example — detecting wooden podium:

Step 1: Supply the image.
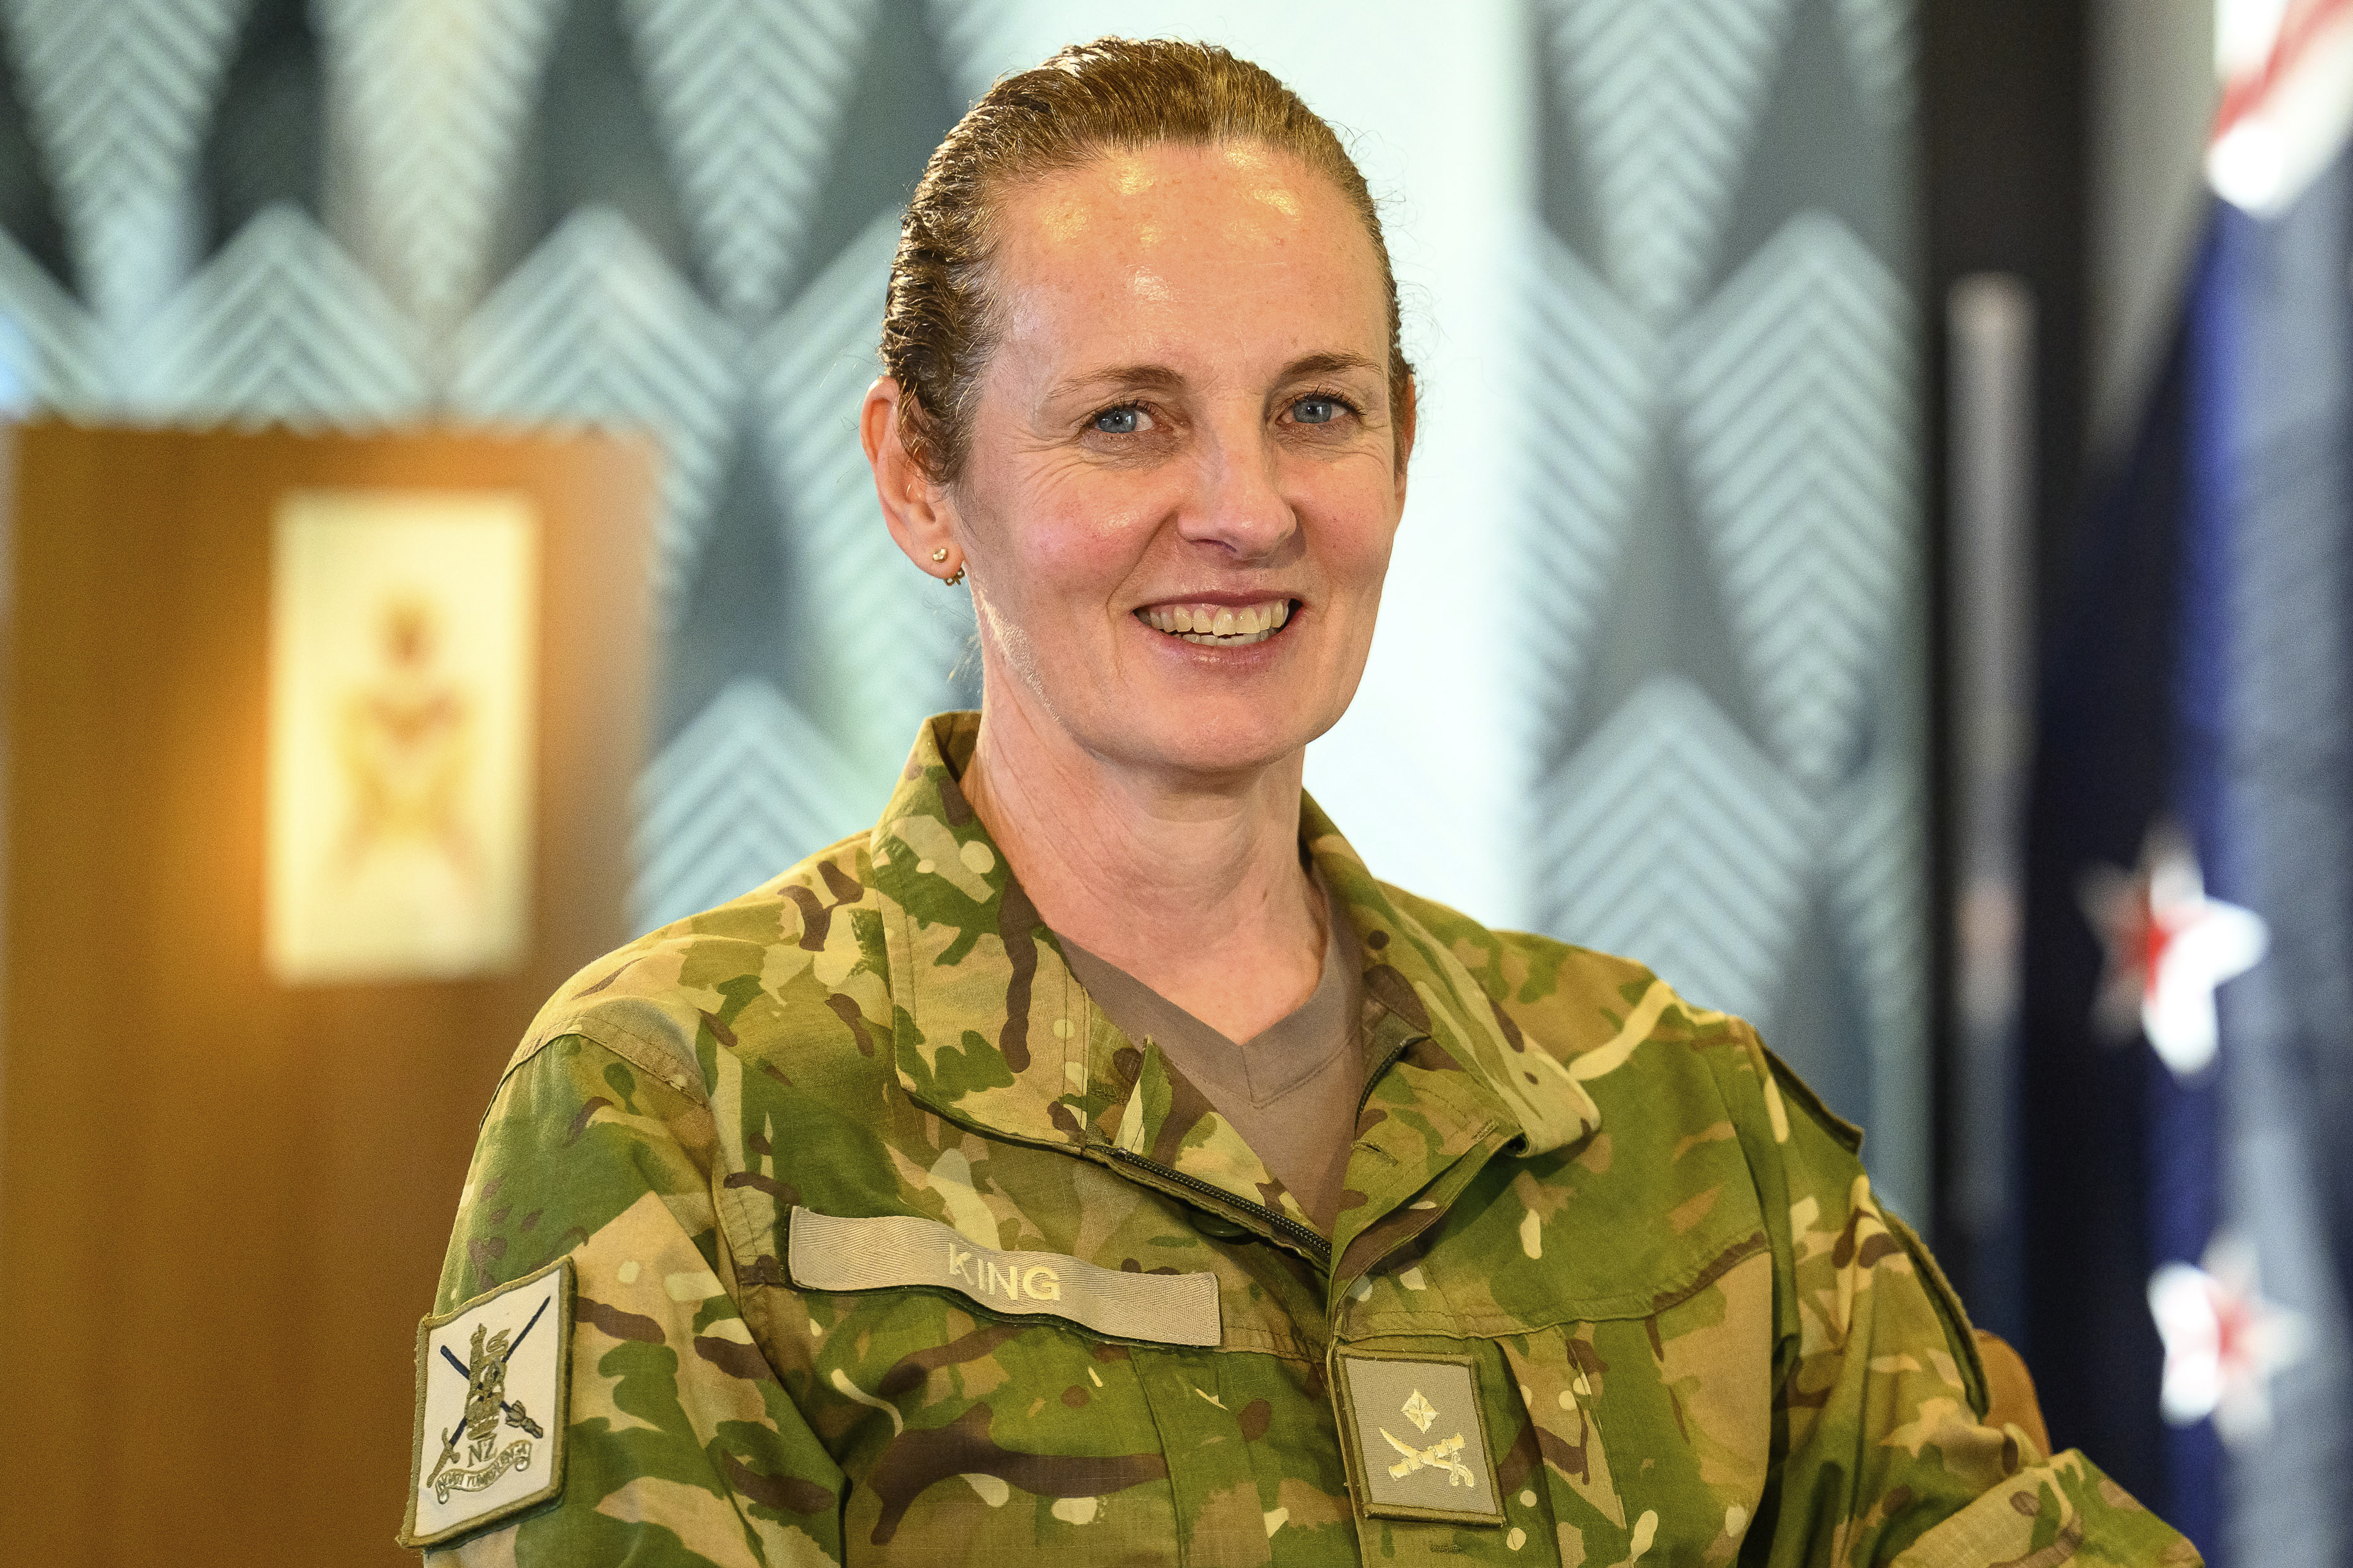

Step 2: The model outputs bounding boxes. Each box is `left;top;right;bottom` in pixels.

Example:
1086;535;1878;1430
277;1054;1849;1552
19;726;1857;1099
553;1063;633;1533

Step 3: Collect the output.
0;423;656;1565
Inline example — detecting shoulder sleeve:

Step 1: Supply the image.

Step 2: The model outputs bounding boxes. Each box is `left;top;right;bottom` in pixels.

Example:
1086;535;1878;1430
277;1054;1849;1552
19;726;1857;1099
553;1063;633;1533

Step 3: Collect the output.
419;1031;844;1567
1704;1026;2201;1567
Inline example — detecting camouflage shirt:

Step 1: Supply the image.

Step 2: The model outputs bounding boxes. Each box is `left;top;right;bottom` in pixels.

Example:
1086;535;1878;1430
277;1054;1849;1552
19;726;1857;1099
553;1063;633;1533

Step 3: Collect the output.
412;712;2195;1565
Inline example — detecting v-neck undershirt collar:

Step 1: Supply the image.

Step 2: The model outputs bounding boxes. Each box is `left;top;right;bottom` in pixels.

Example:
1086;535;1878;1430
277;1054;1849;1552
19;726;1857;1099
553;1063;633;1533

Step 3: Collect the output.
1056;870;1366;1228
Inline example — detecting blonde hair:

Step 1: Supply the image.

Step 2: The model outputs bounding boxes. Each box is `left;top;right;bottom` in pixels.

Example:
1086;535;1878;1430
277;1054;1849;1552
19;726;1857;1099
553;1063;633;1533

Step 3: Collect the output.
880;36;1413;481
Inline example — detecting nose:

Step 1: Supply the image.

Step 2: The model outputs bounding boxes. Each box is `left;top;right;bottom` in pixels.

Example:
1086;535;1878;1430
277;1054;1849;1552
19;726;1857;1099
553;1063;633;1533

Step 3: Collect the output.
1177;412;1297;562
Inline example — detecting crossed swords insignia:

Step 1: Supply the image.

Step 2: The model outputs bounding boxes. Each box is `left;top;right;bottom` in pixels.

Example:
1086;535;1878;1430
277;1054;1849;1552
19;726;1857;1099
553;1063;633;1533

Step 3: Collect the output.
426;1291;552;1491
1381;1387;1476;1489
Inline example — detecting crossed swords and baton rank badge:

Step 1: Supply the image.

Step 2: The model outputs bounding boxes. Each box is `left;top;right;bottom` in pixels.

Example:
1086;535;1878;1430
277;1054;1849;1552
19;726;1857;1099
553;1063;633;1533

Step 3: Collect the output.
1333;1350;1504;1525
400;1257;574;1550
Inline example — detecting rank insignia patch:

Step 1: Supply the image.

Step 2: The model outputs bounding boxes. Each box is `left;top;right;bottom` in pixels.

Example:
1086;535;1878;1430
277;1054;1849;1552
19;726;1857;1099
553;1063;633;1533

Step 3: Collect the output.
1331;1349;1503;1525
400;1257;572;1549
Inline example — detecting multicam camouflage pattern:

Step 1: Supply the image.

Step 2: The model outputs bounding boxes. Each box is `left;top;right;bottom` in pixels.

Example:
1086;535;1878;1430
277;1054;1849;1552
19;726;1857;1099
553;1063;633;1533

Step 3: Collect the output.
418;712;2197;1565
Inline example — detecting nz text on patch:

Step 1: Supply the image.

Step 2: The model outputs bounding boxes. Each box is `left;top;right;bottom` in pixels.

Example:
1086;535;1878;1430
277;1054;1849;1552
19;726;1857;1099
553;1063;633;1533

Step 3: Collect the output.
787;1206;1220;1346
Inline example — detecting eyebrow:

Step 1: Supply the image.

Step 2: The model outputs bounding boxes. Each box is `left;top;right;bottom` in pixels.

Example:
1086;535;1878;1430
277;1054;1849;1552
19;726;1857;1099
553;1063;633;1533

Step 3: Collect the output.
1048;363;1186;402
1279;351;1383;382
1047;351;1385;404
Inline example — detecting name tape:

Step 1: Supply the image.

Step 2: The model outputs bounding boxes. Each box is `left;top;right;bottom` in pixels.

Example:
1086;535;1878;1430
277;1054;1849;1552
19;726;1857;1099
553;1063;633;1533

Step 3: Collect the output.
786;1206;1221;1347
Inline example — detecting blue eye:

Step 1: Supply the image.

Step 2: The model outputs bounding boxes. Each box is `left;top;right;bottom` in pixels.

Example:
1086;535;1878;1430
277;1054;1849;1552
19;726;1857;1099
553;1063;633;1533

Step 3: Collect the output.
1093;407;1142;434
1293;397;1340;425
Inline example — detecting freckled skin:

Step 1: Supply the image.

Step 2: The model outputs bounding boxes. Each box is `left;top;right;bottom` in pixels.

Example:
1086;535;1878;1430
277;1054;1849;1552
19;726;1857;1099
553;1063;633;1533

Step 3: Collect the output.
949;140;1408;780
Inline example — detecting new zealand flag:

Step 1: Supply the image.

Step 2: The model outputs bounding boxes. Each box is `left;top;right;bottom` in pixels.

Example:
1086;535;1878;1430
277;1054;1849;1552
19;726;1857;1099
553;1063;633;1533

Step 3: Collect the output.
2016;10;2353;1562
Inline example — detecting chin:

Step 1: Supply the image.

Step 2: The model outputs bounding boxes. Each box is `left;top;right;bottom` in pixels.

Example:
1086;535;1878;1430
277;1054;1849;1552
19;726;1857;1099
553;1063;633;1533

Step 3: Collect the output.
1115;690;1335;780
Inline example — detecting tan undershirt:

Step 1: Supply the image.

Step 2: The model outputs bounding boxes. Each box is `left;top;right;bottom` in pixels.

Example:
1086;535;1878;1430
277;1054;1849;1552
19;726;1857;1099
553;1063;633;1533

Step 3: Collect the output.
1057;878;1365;1235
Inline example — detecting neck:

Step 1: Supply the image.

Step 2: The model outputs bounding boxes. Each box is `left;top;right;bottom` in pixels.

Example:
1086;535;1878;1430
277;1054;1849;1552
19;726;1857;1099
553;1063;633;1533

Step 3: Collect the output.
958;687;1327;1044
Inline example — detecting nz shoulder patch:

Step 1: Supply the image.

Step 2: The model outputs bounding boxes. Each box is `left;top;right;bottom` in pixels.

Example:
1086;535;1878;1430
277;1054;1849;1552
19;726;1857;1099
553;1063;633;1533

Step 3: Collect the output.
399;1257;573;1550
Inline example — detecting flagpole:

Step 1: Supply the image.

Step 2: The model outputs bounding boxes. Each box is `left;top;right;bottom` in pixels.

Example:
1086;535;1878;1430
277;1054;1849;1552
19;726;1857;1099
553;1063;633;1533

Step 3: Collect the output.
1945;271;2038;1345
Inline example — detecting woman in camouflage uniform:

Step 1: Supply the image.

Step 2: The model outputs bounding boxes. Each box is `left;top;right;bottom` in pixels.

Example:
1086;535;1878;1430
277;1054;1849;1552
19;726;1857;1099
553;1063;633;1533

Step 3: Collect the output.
402;37;2194;1567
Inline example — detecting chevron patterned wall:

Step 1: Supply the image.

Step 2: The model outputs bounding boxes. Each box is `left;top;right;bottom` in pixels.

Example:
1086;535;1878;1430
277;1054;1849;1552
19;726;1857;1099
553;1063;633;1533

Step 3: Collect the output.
0;0;1924;1211
1523;0;1925;1211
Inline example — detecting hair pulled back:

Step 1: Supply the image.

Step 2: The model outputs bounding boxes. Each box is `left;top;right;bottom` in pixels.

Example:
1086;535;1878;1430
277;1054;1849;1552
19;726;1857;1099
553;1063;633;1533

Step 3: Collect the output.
881;36;1413;483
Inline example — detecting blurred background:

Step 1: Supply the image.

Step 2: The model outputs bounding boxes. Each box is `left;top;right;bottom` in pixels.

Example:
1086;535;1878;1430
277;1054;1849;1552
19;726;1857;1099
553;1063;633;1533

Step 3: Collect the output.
0;0;2344;1562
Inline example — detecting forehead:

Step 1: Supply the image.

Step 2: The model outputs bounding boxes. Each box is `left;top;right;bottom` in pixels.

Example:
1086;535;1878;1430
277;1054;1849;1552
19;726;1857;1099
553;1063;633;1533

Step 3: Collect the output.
986;141;1388;378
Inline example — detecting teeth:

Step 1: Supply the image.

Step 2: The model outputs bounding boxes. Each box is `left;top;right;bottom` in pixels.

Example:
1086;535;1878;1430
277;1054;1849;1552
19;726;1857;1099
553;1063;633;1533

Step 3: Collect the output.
1137;600;1294;644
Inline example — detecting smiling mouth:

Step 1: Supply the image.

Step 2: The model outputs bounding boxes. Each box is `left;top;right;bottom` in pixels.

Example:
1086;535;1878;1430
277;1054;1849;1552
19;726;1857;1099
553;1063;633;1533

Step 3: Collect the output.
1135;600;1294;647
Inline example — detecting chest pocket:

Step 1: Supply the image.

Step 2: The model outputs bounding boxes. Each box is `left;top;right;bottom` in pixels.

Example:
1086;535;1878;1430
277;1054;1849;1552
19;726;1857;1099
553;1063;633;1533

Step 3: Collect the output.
1493;1238;1776;1564
1327;1131;1777;1565
789;1274;1179;1561
776;1209;1184;1560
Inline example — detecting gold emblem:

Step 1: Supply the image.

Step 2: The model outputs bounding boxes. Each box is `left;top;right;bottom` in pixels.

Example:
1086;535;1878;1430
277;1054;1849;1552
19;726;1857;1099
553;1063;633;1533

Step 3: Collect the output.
1380;1389;1478;1490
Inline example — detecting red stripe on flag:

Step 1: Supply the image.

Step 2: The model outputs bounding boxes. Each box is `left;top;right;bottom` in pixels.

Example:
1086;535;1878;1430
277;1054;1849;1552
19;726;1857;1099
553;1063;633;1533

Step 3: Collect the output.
2214;0;2353;141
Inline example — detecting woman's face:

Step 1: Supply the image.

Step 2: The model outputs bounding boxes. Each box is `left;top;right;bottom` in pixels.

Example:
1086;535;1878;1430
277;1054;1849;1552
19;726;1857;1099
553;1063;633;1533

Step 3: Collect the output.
943;140;1410;783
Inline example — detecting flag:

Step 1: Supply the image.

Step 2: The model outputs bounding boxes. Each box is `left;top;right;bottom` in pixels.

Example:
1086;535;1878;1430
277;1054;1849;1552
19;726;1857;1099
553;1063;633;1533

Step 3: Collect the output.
2018;6;2353;1561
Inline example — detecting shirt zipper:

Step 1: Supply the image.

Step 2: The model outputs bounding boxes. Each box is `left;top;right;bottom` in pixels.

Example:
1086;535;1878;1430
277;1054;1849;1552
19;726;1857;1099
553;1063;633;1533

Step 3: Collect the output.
1101;1144;1334;1268
1092;1016;1420;1277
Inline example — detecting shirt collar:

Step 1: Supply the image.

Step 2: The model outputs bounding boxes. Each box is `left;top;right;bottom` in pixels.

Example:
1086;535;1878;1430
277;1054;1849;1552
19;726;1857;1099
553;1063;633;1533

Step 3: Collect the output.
870;713;1602;1185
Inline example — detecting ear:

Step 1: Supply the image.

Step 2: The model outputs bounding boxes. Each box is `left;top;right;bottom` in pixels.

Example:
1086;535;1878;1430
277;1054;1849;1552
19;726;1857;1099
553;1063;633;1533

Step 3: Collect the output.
862;376;962;580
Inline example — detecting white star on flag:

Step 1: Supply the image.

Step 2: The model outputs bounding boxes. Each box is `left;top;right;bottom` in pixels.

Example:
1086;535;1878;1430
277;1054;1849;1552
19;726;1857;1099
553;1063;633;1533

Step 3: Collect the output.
2148;1233;2310;1448
2078;824;2269;1077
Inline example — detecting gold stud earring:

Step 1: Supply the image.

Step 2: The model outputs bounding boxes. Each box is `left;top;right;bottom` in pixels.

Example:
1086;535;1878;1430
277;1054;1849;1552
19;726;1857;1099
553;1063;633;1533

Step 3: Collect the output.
945;565;966;586
929;547;948;562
